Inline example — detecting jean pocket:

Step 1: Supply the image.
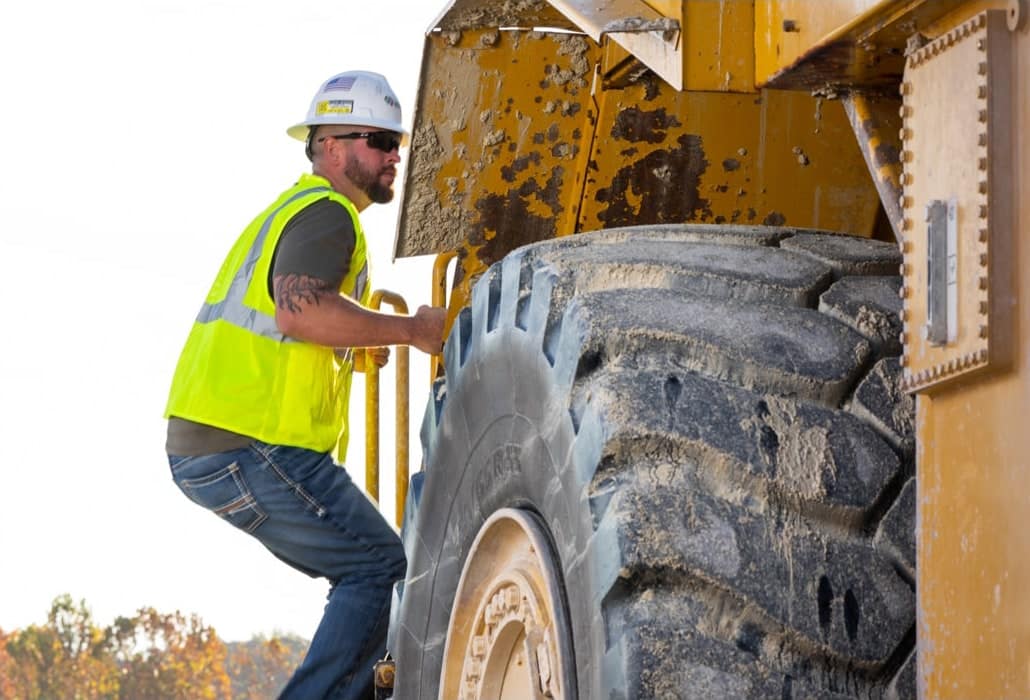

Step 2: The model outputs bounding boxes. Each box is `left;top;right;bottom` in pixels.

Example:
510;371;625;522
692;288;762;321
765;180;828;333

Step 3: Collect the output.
176;461;267;533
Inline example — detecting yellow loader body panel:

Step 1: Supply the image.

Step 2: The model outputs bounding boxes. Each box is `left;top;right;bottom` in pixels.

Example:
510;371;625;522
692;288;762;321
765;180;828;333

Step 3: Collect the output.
395;2;1030;696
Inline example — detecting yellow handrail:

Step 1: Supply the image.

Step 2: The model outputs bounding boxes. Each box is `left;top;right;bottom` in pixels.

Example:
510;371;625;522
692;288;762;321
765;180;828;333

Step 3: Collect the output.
430;251;457;382
364;289;410;527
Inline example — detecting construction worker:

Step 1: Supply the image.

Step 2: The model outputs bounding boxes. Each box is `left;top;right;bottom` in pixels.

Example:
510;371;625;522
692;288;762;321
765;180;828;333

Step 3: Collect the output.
163;70;444;699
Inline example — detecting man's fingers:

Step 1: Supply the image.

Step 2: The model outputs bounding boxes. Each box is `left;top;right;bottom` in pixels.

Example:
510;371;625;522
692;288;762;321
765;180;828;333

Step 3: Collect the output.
416;305;447;354
366;346;390;367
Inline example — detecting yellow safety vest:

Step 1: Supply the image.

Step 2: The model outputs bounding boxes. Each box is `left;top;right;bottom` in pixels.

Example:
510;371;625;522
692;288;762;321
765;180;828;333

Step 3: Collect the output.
165;173;370;459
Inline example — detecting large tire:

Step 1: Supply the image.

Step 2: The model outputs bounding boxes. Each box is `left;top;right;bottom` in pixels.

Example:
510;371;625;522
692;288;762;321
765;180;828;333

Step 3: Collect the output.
394;225;915;700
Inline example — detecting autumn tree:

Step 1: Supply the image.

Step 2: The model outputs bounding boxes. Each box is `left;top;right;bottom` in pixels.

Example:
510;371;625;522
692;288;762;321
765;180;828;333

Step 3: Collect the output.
108;607;230;700
1;594;119;699
0;627;18;699
1;596;307;699
225;634;307;699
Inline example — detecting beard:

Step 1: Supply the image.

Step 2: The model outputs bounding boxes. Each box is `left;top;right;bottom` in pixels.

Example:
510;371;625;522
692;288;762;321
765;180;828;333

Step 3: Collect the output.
345;158;395;204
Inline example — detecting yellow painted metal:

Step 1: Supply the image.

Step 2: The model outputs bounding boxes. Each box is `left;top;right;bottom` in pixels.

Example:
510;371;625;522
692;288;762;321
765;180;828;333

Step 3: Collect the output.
557;0;754;93
365;349;380;503
920;0;1013;36
579;79;881;235
553;0;753;92
387;0;1030;697
682;0;755;91
431;251;456;313
397;26;883;277
898;12;1010;392
645;0;680;17
917;382;1030;699
395;28;600;261
756;0;886;85
547;0;684;88
430;250;457;383
451;244;485;329
907;8;1030;698
364;289;410;526
842;92;904;240
754;0;978;90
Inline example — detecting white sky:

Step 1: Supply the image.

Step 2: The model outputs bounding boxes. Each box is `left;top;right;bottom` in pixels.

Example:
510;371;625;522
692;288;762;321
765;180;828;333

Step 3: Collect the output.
0;0;447;642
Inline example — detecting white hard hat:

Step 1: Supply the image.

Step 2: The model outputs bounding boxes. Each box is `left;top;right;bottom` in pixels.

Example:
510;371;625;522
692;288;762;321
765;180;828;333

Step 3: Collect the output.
287;70;409;145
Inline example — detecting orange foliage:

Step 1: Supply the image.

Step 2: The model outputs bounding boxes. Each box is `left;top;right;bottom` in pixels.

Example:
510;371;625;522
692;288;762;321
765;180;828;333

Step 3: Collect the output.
226;634;308;699
108;607;231;700
0;628;16;699
1;595;119;699
0;595;306;700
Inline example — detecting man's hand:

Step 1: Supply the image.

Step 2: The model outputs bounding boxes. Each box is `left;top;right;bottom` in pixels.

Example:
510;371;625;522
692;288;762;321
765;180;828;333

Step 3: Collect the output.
273;274;446;356
409;305;447;355
354;346;390;373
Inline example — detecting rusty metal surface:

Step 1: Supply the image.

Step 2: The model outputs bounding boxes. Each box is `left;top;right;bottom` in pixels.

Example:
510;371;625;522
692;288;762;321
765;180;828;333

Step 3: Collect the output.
396;28;599;261
550;0;683;87
578;78;881;235
756;0;976;91
397;10;883;313
589;0;758;93
397;1;896;264
842;92;903;241
430;0;574;31
548;0;677;40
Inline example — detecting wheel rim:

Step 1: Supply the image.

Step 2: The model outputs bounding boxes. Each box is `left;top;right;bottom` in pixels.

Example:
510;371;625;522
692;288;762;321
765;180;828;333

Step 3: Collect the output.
439;508;573;700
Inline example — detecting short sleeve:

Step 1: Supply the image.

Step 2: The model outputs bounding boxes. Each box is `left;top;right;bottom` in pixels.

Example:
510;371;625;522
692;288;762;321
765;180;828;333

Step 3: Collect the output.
268;199;356;297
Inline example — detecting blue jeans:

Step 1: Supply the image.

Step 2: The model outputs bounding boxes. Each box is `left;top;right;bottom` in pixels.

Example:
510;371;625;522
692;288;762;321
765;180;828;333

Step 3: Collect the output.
169;441;406;700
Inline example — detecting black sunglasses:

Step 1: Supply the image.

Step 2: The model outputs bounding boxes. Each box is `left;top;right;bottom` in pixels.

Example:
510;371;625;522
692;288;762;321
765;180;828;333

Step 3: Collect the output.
318;131;402;153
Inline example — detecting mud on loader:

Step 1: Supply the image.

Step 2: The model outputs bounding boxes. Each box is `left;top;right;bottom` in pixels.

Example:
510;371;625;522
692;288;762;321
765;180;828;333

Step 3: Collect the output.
370;1;1028;698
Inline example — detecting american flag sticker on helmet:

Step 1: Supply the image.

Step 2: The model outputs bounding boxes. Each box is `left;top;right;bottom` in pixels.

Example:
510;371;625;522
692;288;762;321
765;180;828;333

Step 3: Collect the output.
316;99;354;115
325;75;357;91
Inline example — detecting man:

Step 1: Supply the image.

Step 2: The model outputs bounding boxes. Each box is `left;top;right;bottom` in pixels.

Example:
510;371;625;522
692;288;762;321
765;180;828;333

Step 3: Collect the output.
164;70;445;699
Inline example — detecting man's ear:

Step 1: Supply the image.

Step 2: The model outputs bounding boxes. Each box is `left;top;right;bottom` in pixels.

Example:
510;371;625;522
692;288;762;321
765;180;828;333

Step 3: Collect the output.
305;127;319;161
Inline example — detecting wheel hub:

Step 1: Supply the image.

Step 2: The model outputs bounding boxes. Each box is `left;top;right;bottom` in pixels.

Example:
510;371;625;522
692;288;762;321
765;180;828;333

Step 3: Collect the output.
439;508;572;700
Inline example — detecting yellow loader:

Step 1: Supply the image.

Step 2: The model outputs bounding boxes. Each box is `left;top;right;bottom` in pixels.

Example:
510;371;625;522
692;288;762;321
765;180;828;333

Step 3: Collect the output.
379;2;1029;698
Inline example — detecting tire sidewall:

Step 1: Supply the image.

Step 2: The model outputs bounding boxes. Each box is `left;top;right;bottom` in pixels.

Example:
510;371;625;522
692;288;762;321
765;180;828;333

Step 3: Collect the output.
400;323;588;699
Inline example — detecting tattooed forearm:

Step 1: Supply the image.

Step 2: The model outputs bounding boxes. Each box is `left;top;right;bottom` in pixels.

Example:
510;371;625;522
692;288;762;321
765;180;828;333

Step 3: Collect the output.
274;273;334;313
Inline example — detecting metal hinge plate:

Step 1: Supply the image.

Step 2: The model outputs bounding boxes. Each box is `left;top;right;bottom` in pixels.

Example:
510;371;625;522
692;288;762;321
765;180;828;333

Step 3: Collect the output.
898;10;1014;393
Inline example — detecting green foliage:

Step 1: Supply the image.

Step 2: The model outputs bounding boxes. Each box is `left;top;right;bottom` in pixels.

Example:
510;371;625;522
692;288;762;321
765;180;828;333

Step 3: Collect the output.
0;596;309;700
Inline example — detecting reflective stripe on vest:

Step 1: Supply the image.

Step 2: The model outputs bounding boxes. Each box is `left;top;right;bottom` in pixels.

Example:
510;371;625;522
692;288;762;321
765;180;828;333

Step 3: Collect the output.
195;186;327;341
165;175;370;456
194;186;370;341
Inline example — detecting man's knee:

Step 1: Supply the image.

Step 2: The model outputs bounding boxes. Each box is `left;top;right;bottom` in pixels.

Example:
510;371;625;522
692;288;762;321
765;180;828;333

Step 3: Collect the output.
383;537;407;581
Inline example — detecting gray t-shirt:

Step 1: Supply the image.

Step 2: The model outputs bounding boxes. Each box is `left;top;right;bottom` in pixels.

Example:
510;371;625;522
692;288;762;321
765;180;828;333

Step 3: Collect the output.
166;198;357;456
